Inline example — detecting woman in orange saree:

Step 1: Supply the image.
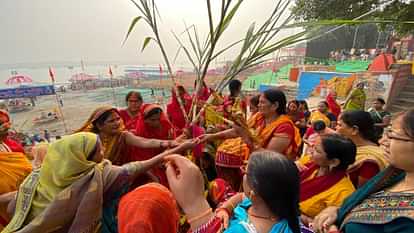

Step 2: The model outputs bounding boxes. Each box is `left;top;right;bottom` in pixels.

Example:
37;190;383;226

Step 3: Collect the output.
202;89;301;160
76;106;178;165
0;110;32;230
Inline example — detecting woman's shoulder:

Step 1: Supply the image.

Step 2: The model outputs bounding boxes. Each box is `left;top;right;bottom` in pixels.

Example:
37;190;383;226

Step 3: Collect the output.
357;145;382;155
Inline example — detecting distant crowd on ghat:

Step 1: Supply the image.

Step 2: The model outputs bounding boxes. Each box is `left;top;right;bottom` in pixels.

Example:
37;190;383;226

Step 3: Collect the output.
1;79;413;233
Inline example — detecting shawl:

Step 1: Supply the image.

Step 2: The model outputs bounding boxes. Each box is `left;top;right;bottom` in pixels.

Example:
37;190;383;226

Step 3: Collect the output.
118;183;179;233
300;162;347;202
167;87;192;135
344;88;366;111
248;113;301;159
337;167;405;228
76;106;127;165
2;132;122;233
326;93;341;119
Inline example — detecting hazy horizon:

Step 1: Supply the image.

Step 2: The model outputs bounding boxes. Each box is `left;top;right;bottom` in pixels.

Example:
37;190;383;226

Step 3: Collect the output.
0;0;299;69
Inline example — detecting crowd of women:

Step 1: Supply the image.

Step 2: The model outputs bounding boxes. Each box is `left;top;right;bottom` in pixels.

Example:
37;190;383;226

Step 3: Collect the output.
0;78;413;233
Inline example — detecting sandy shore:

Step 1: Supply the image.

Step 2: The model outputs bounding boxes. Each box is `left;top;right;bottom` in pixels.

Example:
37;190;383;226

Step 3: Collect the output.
9;75;323;138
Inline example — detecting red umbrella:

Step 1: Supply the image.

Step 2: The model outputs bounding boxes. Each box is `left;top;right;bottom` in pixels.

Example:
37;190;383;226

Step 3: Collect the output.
5;75;33;85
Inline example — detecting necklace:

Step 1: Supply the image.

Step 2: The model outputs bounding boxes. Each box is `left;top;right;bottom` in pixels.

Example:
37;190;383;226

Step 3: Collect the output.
247;209;277;221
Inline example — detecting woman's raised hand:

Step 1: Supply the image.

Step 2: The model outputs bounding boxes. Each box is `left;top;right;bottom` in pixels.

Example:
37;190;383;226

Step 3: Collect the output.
165;155;209;216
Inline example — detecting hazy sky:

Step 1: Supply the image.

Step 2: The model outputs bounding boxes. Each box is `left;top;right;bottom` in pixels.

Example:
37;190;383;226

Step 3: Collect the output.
0;0;298;67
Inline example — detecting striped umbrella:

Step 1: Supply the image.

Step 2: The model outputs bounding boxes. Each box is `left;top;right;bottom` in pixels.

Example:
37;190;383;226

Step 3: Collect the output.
5;75;33;85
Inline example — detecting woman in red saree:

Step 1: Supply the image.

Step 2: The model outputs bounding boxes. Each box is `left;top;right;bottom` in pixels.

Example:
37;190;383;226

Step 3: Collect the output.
118;91;143;132
132;104;176;186
297;134;356;225
326;90;341;119
0;110;24;153
167;85;192;135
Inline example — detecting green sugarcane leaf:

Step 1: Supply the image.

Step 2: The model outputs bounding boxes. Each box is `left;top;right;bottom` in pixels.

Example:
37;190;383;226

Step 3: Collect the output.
141;37;155;52
122;16;143;46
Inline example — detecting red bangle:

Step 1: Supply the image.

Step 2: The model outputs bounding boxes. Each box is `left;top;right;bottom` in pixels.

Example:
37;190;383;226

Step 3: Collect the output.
191;216;222;233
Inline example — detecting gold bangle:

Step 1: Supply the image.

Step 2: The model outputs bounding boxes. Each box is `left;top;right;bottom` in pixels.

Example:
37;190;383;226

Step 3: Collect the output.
187;208;212;224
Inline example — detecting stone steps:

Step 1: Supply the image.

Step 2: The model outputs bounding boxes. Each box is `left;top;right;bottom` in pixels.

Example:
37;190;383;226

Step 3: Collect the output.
388;78;414;113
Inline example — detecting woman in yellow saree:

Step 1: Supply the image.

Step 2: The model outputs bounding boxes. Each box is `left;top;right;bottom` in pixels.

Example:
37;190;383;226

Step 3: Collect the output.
297;134;356;225
336;110;388;188
344;82;366;111
2;132;195;233
308;101;337;129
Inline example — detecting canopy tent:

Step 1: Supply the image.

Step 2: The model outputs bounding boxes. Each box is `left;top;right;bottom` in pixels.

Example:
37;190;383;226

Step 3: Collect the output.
368;54;396;72
5;75;33;85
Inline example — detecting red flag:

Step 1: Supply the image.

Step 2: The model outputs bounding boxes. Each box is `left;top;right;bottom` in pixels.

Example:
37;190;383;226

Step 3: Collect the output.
271;62;277;73
109;66;113;77
49;67;55;82
159;64;163;78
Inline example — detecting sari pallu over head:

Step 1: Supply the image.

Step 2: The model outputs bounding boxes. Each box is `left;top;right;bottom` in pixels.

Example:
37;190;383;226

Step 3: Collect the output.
344;88;366;111
136;104;175;143
2;132;122;233
133;104;175;186
0;110;11;134
309;111;331;127
248;113;302;160
118;183;179;233
76;106;127;165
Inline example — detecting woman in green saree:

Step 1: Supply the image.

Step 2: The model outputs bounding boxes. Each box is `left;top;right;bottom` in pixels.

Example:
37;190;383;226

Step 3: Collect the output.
1;132;195;233
344;82;366;111
312;108;414;233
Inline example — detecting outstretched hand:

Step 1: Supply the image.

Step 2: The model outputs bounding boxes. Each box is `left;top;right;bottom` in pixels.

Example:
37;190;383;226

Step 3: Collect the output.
169;138;200;154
